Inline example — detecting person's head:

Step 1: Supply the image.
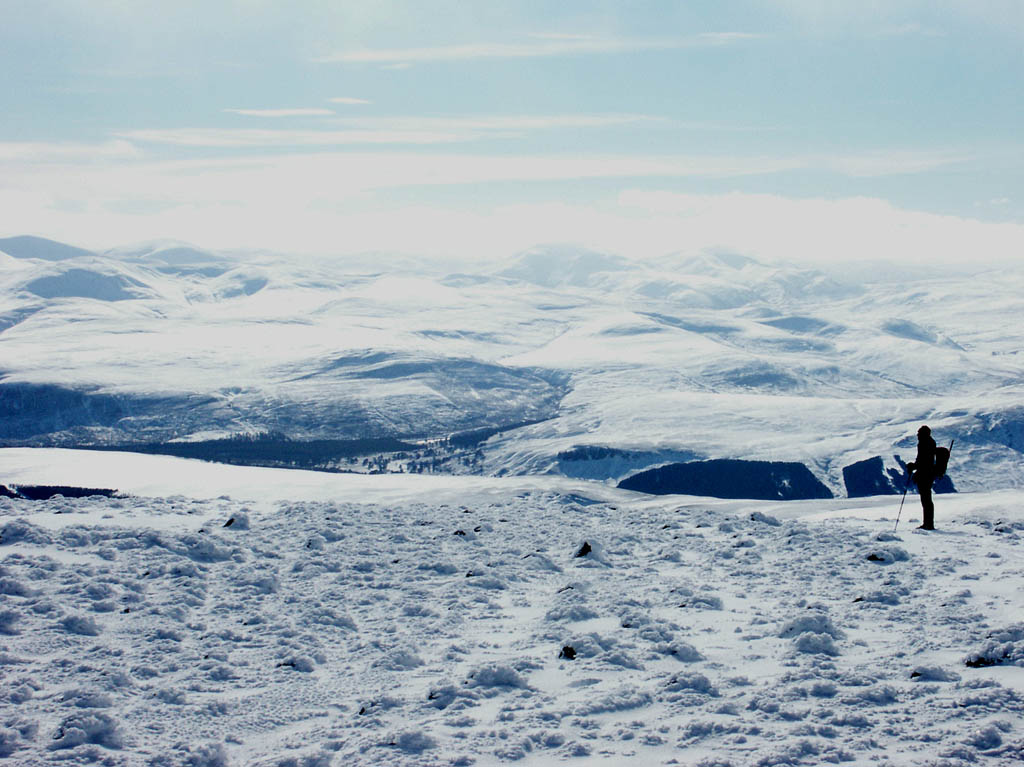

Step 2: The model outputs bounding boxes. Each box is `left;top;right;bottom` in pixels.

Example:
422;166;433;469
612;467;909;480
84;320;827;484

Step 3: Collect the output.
918;425;931;438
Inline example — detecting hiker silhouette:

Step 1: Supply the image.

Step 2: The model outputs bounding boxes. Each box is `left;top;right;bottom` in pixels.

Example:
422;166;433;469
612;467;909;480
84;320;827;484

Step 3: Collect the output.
906;425;937;530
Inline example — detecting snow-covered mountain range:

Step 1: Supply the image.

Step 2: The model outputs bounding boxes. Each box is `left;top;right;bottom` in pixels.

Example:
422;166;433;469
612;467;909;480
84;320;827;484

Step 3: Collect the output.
2;235;1023;495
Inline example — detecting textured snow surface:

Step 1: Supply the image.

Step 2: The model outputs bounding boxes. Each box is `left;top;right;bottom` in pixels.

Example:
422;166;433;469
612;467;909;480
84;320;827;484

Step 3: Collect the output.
2;453;1024;766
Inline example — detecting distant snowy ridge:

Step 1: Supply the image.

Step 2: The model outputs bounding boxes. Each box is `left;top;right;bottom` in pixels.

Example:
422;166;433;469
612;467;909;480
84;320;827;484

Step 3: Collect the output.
1;236;1023;495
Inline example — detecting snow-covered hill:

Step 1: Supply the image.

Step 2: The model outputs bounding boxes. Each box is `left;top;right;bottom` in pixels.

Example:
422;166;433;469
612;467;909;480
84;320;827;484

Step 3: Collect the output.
1;450;1023;766
2;236;1023;495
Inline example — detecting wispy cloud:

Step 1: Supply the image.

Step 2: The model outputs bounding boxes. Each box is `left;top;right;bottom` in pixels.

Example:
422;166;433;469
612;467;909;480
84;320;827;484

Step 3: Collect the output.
337;113;656;132
697;32;764;44
328;97;372;105
117;128;470;147
223;108;336;118
314;34;760;65
116;114;656;148
0;140;141;163
821;149;972;177
108;128;971;181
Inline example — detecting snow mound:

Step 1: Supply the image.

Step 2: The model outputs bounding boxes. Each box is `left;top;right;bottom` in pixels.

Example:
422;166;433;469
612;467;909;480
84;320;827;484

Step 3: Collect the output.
574;685;654;715
49;712;123;750
25;267;151;301
865;545;910;564
0;609;21;635
965;624;1024;668
665;672;719;697
499;245;630;288
386;730;437;754
0;719;38;757
0;235;96;261
0;519;53;545
58;613;102;636
910;665;961;682
793;631;840;656
778;610;844;640
466;664;529;689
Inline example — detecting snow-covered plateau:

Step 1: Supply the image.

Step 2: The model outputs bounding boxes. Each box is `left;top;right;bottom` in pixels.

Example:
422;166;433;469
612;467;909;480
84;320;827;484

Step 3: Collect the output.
3;236;1024;494
1;449;1024;766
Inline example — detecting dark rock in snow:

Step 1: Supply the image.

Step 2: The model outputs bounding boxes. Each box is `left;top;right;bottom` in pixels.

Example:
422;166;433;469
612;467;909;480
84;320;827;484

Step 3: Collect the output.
575;541;592;558
844;455;956;497
964;624;1024;668
618;459;832;500
7;485;118;500
844;456;901;497
559;645;577;660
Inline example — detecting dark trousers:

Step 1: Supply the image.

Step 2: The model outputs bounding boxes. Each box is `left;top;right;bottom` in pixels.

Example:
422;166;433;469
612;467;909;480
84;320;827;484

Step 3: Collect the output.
917;476;934;529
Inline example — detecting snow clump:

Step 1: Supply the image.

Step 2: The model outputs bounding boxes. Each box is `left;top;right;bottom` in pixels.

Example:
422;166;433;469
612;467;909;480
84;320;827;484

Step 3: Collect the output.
49;712;123;750
964;722;1009;750
865;545;910;564
573;686;654;715
0;609;22;635
964;623;1024;667
573;539;611;565
387;730;437;753
665;672;719;697
910;665;961;682
778;609;844;640
793;632;840;656
0;519;52;545
223;511;250;529
466;664;529;689
0;719;38;758
58;613;102;636
779;608;843;656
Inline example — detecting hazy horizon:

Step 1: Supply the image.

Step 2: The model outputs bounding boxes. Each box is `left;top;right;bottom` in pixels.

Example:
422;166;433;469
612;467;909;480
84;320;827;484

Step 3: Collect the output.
2;1;1024;267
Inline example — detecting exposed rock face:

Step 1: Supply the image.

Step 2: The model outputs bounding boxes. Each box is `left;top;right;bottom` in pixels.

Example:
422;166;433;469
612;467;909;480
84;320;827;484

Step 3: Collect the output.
618;459;832;501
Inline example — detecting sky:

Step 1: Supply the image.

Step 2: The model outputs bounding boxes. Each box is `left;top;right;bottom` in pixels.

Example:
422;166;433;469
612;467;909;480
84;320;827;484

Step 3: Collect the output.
2;0;1024;265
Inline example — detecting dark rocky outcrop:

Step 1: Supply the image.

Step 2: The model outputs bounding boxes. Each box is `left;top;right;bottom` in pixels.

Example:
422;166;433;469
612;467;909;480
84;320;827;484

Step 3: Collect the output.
6;485;118;500
844;455;955;498
618;459;832;501
843;456;901;497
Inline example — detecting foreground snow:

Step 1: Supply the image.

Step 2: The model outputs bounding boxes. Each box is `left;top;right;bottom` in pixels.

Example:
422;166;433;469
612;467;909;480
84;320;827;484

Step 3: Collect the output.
2;450;1024;766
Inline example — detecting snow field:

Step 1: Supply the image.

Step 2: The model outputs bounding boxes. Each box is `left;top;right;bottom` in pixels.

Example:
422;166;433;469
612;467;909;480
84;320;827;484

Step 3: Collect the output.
2;484;1024;765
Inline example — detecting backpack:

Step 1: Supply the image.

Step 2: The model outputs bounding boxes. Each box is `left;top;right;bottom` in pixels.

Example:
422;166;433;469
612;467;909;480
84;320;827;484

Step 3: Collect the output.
933;442;952;479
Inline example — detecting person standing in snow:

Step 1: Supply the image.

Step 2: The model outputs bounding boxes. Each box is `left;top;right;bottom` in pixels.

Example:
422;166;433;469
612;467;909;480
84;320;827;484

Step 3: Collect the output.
906;425;937;530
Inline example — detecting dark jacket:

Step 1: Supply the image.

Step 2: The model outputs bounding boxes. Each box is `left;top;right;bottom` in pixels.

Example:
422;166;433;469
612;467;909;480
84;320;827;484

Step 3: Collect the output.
914;433;937;483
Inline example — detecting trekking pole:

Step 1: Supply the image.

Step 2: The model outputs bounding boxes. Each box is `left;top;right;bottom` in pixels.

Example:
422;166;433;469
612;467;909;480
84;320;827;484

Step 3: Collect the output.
894;473;912;532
